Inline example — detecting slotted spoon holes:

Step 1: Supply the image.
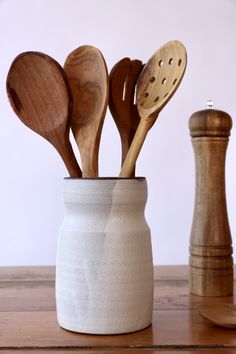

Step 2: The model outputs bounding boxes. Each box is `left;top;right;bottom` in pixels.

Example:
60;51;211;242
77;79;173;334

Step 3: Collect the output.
156;55;183;88
163;92;169;99
137;45;186;110
158;56;183;68
140;74;180;107
152;74;180;104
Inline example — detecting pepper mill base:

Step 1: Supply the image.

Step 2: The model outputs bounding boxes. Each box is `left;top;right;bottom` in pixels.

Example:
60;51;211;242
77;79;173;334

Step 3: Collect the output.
190;265;234;297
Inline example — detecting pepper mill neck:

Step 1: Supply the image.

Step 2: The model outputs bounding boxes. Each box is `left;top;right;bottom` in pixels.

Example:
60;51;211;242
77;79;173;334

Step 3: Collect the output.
189;109;232;138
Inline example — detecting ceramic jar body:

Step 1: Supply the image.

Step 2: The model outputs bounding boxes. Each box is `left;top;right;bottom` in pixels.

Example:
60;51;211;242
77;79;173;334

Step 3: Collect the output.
56;178;154;334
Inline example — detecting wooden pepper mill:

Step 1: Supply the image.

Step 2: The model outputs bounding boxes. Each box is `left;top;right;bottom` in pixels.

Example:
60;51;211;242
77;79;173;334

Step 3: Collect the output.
189;101;234;296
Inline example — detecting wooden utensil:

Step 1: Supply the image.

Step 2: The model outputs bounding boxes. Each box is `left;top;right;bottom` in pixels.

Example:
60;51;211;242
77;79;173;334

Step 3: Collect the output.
64;45;109;178
119;40;187;177
109;58;143;176
6;51;82;178
199;303;236;328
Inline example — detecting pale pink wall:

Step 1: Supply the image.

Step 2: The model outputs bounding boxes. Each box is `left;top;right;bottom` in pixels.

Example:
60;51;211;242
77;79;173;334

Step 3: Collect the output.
0;0;236;265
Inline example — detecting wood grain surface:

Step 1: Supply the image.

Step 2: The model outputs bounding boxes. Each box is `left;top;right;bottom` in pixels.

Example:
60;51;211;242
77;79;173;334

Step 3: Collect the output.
119;40;187;177
2;352;236;354
109;57;143;175
0;265;235;352
64;45;108;177
189;109;233;296
7;52;82;178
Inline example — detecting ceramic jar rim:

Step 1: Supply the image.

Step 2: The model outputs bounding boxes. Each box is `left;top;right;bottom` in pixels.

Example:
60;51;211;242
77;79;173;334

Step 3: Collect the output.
64;177;146;181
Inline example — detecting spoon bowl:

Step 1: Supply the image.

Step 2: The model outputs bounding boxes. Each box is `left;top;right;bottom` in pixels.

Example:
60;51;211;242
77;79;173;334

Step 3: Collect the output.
119;40;187;177
64;45;109;178
137;41;187;117
7;51;82;177
199;303;236;328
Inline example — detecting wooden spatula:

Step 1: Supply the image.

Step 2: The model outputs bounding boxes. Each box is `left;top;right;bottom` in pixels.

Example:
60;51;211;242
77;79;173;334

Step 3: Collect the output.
64;45;109;178
6;51;82;178
119;40;187;177
109;58;143;176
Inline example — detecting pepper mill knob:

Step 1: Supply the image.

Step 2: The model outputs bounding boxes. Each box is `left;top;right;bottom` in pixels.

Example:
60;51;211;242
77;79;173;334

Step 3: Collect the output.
189;103;233;296
189;101;232;138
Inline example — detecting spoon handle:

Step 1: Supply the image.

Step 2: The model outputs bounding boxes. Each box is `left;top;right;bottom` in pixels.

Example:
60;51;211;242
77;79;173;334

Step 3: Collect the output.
119;118;153;178
120;132;136;174
57;141;82;178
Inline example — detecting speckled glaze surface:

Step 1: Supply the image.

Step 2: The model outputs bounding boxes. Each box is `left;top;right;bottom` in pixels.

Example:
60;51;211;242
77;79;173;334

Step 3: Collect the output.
56;178;154;334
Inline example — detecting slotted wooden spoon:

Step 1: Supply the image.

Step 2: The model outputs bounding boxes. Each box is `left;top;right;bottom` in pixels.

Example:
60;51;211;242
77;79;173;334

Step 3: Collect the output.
64;45;109;178
199;303;236;328
119;40;187;177
6;51;82;177
109;57;143;176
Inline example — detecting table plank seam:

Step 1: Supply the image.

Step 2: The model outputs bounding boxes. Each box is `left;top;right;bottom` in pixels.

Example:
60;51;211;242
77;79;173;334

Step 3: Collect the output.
0;344;236;350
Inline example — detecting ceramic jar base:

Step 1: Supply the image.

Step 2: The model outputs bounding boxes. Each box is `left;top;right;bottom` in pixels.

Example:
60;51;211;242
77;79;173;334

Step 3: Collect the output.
56;178;154;335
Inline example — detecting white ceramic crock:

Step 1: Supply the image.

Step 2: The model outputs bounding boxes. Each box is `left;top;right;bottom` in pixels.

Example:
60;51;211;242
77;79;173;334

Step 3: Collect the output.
56;177;154;334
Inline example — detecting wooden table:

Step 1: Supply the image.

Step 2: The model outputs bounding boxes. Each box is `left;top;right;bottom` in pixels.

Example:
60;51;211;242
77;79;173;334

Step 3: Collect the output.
0;265;236;353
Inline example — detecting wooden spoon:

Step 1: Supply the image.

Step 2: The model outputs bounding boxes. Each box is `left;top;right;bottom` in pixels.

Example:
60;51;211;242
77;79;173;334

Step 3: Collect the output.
199;303;236;328
64;45;109;178
6;51;82;178
119;40;187;177
109;58;143;176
